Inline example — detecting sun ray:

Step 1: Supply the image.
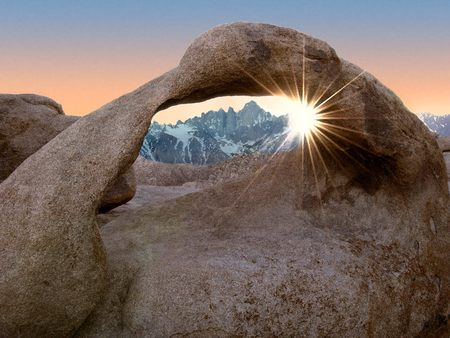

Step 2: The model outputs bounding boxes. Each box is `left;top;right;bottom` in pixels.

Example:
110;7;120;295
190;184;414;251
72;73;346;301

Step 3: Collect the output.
315;71;366;110
315;126;375;172
259;67;291;97
309;74;342;107
314;106;362;117
305;136;324;212
234;63;279;97
290;62;301;102
313;129;347;172
317;121;406;146
316;89;366;114
313;127;371;172
227;44;389;213
316;123;371;154
230;133;293;207
308;133;333;188
273;57;297;99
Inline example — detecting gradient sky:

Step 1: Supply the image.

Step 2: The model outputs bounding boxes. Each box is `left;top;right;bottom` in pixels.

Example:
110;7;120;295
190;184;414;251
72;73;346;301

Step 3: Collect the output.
1;0;449;122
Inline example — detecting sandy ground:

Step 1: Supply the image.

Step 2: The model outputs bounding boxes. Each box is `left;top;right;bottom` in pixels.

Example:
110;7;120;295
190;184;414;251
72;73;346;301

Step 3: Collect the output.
97;184;200;226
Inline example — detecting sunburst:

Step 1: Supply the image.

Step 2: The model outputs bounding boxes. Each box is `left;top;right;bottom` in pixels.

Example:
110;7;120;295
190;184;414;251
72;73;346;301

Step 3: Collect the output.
227;36;398;212
282;97;319;142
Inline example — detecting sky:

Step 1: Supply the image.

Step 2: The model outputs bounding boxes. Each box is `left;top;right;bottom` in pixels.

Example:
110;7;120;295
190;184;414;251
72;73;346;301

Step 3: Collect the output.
1;0;449;122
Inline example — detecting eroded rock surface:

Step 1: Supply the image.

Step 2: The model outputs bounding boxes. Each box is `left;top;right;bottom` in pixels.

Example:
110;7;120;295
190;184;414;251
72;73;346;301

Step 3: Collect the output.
0;94;77;180
1;23;449;337
444;152;450;192
96;184;200;226
99;168;136;212
133;153;266;187
0;93;137;213
438;137;450;152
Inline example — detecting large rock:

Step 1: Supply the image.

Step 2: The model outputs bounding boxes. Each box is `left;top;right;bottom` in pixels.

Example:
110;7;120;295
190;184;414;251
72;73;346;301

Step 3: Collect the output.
0;23;449;337
133;155;209;186
0;93;136;213
0;94;77;180
98;168;136;212
133;153;266;187
438;136;450;152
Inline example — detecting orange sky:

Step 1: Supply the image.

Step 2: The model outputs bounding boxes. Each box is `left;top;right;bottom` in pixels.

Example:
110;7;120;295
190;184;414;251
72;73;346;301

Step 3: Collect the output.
2;45;448;123
1;2;449;122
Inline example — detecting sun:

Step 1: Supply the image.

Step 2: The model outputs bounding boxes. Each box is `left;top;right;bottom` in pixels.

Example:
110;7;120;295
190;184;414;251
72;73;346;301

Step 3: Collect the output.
283;97;319;140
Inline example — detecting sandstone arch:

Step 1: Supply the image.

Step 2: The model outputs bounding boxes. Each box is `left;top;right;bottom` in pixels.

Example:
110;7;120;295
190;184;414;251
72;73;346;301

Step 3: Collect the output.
0;23;448;337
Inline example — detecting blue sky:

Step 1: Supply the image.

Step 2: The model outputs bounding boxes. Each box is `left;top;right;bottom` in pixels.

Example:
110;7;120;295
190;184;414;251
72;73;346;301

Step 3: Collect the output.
1;0;449;118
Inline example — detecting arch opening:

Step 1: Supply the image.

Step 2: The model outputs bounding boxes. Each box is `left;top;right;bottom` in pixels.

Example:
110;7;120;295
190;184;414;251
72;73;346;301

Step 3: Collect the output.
140;95;324;167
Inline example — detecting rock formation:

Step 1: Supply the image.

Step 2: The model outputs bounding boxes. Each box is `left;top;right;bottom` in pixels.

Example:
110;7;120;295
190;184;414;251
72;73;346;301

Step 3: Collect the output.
98;169;136;212
0;23;449;337
438;136;450;152
0;94;77;180
0;93;136;213
133;153;266;187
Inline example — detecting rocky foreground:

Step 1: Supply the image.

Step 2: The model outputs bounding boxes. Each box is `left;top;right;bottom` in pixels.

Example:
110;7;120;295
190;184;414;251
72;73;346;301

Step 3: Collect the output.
94;151;450;337
0;23;449;337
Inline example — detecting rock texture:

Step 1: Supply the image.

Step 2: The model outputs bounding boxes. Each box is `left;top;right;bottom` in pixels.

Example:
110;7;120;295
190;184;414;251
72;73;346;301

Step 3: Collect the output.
1;23;449;337
0;93;136;213
438;137;450;152
445;153;450;192
134;155;209;186
96;184;200;226
0;94;77;180
98;168;136;212
133;153;266;187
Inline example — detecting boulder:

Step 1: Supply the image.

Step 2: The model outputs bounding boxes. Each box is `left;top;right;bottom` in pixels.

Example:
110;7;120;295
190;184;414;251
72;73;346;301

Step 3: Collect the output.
0;23;449;337
438;136;450;152
0;93;77;180
0;93;136;213
133;155;209;186
133;153;266;187
99;168;136;212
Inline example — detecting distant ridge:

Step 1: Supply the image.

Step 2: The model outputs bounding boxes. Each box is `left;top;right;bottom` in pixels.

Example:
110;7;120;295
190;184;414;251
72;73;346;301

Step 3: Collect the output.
140;102;450;164
140;101;288;165
417;112;450;136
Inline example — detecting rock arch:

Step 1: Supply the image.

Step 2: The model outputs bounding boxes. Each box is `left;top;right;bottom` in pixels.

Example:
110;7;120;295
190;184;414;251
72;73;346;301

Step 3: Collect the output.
0;23;448;337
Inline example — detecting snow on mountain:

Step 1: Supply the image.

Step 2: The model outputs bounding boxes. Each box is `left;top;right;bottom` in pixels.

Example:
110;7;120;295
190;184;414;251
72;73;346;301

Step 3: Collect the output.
417;112;450;136
139;103;450;165
140;101;288;164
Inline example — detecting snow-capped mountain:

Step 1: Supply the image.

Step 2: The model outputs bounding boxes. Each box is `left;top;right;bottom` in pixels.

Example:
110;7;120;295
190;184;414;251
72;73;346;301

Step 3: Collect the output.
140;102;450;165
417;113;450;136
140;101;289;164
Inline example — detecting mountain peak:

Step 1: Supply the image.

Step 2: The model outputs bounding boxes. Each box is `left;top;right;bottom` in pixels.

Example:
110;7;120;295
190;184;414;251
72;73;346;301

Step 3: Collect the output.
417;111;450;135
243;100;260;109
141;100;285;165
142;105;450;165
